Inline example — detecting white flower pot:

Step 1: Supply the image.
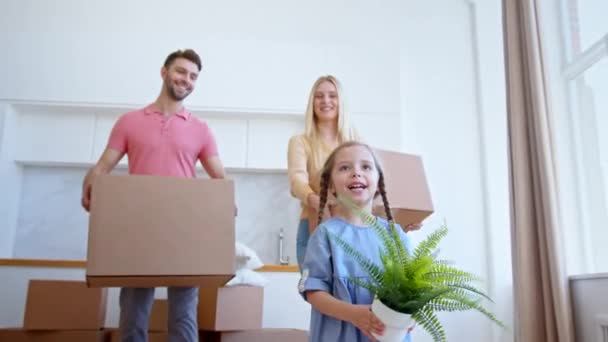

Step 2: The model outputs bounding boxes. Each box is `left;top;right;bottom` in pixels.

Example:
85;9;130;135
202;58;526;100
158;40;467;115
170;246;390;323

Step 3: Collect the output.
371;298;414;342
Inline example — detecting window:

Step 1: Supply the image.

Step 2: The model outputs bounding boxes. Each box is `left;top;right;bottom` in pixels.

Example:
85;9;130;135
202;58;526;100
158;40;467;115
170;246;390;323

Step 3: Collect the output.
561;0;608;59
558;0;608;273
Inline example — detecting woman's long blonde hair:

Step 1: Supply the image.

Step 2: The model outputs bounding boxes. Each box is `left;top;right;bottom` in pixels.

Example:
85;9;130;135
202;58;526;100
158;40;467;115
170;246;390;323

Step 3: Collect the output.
303;75;358;166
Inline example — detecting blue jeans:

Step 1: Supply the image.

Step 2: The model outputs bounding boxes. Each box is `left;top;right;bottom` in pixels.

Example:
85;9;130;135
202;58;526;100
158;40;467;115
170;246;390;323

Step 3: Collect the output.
119;287;198;342
296;219;310;271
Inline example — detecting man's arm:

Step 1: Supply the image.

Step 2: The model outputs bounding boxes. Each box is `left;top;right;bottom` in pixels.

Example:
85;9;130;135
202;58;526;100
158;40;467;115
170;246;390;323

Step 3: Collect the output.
200;155;226;179
200;155;238;216
81;148;124;212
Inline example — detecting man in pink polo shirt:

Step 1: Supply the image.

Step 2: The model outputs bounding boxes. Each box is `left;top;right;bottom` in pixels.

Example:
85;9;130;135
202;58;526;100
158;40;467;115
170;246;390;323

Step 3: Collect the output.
81;49;224;342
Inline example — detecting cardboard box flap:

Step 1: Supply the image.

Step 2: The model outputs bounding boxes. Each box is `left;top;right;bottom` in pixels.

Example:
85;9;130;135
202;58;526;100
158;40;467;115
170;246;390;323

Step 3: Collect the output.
86;275;233;288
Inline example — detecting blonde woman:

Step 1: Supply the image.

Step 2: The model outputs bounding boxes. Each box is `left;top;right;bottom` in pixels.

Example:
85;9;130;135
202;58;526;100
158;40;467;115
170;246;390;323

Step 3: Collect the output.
288;75;359;270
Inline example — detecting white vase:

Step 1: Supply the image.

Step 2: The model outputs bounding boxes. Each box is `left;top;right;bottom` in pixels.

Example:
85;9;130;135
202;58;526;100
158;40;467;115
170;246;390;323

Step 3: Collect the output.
371;298;414;342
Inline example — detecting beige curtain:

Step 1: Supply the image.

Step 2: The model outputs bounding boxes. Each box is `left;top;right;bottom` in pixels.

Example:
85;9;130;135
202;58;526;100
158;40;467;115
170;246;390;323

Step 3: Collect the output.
503;1;575;341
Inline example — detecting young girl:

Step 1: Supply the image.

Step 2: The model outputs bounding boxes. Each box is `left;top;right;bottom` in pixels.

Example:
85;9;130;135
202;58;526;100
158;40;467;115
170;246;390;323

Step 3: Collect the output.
298;141;414;342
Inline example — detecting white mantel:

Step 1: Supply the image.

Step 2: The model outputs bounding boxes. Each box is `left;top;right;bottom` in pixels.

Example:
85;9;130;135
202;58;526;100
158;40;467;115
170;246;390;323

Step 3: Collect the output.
10;101;305;171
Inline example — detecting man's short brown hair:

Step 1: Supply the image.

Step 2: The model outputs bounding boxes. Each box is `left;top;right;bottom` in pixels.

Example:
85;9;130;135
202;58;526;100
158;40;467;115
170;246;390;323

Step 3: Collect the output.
164;49;202;71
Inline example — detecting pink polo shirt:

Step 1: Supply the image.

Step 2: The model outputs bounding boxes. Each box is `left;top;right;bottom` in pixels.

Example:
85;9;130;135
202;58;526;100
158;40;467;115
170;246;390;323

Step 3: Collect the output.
107;104;219;178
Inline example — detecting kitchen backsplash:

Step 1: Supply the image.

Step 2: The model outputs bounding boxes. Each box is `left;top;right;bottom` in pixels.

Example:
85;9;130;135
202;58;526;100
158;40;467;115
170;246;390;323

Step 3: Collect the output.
13;166;301;265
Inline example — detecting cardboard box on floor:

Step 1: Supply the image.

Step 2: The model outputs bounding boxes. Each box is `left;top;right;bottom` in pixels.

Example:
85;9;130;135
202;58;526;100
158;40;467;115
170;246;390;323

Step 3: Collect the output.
86;175;236;288
198;286;264;331
148;299;168;332
372;149;434;226
0;329;107;342
23;280;107;330
201;329;308;342
106;329;167;342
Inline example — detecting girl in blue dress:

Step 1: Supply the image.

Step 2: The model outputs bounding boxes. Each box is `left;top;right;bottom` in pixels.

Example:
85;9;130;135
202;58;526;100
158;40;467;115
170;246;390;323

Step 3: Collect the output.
299;141;414;342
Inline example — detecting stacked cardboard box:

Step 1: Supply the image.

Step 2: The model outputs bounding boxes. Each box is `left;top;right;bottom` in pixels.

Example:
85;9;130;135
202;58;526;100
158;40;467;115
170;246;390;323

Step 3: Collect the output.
0;279;108;341
106;330;168;342
200;328;309;342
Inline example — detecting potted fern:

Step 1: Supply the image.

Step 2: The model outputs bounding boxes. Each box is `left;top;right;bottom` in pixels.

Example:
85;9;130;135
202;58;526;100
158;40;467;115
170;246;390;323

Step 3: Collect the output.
328;198;505;342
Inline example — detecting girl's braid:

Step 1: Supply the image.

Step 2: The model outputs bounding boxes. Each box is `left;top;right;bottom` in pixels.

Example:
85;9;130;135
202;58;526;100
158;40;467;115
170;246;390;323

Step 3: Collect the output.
377;170;394;222
317;170;331;225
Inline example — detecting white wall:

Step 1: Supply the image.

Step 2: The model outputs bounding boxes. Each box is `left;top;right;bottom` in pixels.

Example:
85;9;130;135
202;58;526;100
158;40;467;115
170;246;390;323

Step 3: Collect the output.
469;2;513;340
399;1;512;341
0;104;22;258
0;0;511;340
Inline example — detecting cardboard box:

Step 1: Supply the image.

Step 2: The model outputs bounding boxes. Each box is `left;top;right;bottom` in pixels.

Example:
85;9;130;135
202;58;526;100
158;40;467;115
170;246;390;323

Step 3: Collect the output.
106;330;167;342
148;299;168;332
201;329;308;342
372;149;434;226
0;329;107;342
23;280;107;330
198;286;263;331
86;175;236;287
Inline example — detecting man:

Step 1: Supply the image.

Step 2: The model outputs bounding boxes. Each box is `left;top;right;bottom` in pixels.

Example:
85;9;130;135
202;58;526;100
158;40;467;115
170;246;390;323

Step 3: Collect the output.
81;49;226;342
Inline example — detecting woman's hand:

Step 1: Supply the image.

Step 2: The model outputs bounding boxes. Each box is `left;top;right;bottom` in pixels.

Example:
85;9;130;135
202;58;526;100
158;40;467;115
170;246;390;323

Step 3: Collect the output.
307;193;321;211
403;223;422;232
348;305;385;341
307;193;331;219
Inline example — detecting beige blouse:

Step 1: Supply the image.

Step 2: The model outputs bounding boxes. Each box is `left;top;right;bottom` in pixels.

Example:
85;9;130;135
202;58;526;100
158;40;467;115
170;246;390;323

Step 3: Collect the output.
287;134;336;219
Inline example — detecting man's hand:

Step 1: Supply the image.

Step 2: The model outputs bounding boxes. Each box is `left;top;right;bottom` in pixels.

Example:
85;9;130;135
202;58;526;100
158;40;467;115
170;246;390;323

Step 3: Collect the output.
81;182;93;212
81;148;123;212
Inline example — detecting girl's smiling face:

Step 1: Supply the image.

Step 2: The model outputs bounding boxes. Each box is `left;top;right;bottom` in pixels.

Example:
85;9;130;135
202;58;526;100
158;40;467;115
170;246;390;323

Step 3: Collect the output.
329;145;379;207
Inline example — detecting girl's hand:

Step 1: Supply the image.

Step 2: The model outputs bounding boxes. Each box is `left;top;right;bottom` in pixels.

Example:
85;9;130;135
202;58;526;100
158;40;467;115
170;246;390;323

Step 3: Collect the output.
348;305;385;341
403;223;422;232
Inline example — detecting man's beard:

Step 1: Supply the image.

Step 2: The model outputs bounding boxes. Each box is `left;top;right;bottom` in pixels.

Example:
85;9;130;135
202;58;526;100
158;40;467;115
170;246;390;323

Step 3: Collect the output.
166;82;191;101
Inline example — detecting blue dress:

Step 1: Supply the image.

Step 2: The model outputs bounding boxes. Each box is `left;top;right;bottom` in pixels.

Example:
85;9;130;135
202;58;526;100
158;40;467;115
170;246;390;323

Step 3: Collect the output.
299;216;414;342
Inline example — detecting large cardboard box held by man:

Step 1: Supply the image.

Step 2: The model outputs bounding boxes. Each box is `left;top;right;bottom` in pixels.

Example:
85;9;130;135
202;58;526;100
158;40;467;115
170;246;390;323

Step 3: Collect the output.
86;174;236;287
372;149;434;226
